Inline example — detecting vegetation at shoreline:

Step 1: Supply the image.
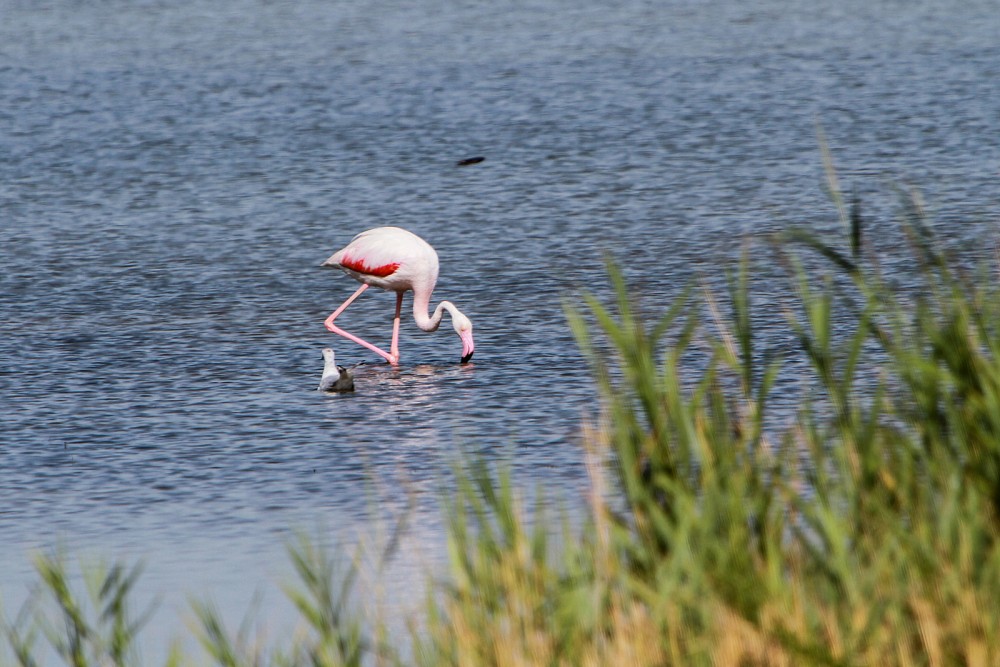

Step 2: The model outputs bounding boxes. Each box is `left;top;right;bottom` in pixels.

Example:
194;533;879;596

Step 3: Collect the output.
5;181;1000;665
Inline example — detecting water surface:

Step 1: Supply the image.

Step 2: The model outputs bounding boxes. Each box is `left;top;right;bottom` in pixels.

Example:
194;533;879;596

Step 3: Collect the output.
2;0;999;655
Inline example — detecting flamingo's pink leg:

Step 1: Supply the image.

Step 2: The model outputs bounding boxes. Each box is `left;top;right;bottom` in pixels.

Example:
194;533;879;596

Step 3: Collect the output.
389;291;403;363
324;283;400;364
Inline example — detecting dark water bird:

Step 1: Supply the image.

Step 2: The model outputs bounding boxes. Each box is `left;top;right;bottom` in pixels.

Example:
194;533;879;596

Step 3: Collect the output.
321;226;474;365
319;348;355;392
455;156;484;166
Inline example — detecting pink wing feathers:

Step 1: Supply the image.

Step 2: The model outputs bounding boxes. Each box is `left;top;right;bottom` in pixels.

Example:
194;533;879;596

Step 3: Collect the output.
325;227;437;290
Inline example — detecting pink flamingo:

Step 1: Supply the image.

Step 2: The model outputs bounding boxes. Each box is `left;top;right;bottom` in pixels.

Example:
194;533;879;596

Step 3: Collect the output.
321;227;475;365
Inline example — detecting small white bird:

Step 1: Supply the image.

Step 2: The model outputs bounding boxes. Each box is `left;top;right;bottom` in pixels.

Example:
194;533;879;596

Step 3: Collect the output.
319;348;355;392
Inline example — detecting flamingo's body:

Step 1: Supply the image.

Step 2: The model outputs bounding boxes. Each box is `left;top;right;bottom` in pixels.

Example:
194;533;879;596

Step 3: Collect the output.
319;348;355;392
321;227;474;365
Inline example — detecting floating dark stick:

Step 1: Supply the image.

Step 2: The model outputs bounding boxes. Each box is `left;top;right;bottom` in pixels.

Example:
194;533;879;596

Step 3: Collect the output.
850;187;862;260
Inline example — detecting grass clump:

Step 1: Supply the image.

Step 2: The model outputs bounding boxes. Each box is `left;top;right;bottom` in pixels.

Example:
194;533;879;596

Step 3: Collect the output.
417;186;1000;665
5;184;1000;666
2;553;156;667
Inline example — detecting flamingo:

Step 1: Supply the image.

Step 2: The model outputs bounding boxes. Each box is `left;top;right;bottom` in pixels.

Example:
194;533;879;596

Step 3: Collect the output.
321;227;474;365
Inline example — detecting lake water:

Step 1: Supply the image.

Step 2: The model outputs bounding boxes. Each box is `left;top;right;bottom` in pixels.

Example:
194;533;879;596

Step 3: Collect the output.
2;0;999;658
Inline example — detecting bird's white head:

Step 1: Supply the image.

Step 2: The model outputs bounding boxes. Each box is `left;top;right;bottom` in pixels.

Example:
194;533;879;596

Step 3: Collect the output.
321;348;340;380
452;312;474;364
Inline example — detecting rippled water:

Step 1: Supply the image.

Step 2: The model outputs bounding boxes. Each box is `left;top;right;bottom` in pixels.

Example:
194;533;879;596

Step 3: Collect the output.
2;0;999;654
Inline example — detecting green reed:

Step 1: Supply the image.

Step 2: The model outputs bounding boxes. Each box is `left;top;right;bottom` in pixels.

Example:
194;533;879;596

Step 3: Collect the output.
420;183;1000;665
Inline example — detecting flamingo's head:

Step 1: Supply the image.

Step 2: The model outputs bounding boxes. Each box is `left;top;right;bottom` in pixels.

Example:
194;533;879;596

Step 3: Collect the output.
452;313;474;364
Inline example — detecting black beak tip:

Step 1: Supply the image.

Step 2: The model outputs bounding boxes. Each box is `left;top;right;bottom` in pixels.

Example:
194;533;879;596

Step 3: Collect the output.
461;352;474;364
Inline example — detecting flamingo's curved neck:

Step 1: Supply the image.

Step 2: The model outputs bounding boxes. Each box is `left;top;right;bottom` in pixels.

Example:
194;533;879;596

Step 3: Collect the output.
412;288;458;332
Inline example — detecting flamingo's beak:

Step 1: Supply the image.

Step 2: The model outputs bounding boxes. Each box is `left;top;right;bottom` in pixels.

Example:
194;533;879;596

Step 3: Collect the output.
460;329;475;364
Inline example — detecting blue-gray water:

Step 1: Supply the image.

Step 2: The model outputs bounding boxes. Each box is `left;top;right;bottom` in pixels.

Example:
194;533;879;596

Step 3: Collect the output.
2;0;999;657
